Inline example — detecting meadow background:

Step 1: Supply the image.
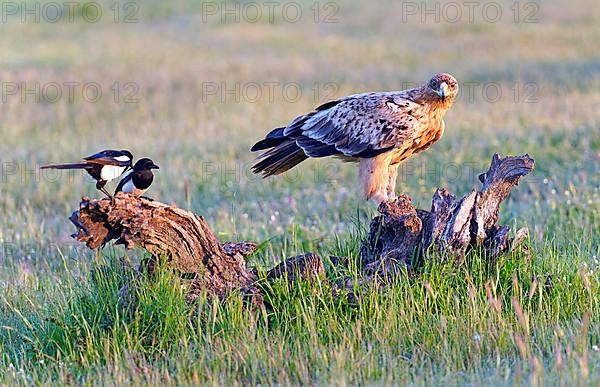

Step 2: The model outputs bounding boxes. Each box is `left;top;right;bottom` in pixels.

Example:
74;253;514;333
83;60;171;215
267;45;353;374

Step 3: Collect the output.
0;0;598;384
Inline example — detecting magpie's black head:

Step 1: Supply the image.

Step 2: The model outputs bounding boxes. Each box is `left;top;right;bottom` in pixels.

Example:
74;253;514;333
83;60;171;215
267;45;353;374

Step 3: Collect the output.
133;158;160;171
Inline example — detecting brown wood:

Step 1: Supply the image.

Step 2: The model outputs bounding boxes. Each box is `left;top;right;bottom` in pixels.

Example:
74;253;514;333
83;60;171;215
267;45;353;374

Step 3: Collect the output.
70;193;260;304
360;153;535;271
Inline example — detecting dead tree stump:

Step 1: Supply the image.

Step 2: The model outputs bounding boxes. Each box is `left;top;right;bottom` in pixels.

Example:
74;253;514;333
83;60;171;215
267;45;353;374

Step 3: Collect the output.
70;193;261;305
359;154;535;275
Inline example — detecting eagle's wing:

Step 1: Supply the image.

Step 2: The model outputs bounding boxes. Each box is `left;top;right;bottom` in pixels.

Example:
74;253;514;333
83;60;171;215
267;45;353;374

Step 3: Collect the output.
285;92;423;158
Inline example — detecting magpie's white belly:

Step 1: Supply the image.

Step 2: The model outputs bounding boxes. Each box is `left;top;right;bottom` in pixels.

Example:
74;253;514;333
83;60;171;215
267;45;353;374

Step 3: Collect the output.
101;165;126;181
122;179;147;196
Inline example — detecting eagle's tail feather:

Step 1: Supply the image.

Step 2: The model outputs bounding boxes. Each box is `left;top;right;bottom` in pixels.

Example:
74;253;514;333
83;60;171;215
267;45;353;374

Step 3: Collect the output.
251;137;287;152
252;140;308;177
250;127;287;151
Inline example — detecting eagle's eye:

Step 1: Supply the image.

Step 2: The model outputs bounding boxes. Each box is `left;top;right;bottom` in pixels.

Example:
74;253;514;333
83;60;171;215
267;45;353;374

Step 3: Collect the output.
429;79;438;88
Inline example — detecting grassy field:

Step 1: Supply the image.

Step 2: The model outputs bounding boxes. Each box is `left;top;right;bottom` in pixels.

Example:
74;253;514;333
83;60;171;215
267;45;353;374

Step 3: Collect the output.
0;0;599;384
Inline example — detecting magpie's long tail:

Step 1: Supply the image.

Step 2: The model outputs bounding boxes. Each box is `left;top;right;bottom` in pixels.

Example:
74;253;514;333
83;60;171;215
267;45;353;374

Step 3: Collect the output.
40;162;89;170
251;127;308;177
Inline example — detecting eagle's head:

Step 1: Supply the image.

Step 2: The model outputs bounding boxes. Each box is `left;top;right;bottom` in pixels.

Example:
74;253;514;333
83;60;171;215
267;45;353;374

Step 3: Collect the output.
426;73;459;106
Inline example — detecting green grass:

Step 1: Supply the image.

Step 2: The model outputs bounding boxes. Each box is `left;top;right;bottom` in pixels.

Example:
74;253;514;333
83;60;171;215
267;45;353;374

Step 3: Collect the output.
2;244;598;384
1;0;599;384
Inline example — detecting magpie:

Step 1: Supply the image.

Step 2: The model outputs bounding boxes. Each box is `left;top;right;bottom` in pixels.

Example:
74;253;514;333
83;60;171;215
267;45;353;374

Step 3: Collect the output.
40;149;133;198
115;158;160;197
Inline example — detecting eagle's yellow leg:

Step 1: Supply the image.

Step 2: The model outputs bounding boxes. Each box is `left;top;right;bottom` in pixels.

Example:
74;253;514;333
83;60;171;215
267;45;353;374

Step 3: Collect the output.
358;154;391;205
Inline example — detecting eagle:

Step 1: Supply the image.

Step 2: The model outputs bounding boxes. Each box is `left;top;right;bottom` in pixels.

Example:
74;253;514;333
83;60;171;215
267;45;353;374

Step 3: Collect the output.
251;73;459;204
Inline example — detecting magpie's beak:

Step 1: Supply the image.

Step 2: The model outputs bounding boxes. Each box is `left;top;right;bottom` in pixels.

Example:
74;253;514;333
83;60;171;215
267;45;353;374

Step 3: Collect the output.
151;163;160;170
436;82;449;102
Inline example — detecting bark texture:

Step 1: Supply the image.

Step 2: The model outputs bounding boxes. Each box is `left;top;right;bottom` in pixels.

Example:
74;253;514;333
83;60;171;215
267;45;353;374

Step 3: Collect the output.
70;193;259;304
355;154;535;285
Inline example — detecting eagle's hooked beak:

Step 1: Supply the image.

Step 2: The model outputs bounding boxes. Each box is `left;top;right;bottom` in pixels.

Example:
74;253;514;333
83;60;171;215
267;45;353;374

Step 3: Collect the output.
436;82;449;102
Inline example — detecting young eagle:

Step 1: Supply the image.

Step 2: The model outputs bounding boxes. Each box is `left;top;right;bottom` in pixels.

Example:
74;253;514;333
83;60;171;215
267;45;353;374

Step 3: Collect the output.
251;73;459;204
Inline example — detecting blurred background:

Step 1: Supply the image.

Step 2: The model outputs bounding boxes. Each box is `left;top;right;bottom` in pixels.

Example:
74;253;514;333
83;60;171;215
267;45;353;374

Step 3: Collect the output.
0;0;598;258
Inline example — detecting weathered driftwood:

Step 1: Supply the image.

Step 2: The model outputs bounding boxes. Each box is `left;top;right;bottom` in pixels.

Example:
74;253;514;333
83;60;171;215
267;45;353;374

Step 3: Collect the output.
70;193;260;304
69;154;534;306
359;153;534;274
